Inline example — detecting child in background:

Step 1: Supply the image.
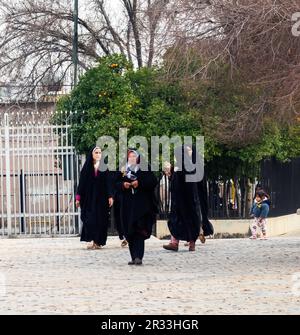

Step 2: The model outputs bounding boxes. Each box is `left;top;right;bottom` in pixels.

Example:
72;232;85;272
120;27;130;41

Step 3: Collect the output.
254;185;271;206
249;190;270;240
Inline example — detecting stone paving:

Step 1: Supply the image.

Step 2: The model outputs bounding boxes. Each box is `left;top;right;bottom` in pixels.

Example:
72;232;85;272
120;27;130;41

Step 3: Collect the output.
0;236;299;314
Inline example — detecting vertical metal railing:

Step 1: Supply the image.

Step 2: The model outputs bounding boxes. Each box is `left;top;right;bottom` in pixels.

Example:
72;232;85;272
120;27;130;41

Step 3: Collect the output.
0;111;80;237
4;113;12;235
0;120;5;236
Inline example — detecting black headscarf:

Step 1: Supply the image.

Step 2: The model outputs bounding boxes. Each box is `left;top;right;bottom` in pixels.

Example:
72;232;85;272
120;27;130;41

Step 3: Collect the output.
77;146;101;200
174;144;203;176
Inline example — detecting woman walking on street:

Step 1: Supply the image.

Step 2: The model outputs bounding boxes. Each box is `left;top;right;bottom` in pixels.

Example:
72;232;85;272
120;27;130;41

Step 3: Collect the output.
116;149;158;265
76;146;114;249
163;145;213;252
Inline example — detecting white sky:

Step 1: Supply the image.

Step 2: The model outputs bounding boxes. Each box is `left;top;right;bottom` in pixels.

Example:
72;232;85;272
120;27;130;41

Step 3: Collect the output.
0;0;126;87
80;0;124;22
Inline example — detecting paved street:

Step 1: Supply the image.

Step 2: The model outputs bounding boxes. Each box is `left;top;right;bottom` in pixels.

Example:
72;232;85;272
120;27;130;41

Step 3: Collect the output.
0;236;299;314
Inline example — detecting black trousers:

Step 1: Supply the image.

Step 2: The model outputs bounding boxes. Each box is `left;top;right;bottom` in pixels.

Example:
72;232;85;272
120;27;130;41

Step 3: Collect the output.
128;237;145;260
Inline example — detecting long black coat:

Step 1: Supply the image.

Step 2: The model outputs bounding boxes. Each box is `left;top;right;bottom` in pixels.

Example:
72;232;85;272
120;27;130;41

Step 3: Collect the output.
167;145;214;242
197;177;214;236
116;169;158;240
77;148;114;246
168;170;202;242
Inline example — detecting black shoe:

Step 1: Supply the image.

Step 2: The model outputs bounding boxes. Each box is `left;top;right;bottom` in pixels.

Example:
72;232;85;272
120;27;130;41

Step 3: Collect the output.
134;258;143;265
128;260;135;265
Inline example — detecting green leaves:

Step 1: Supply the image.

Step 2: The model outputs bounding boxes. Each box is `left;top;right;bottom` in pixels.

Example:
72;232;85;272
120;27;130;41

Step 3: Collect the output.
56;54;203;154
56;53;300;181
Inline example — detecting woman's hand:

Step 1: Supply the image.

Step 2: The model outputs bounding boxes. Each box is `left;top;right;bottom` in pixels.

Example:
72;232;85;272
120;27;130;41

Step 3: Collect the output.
123;182;131;189
131;180;139;189
108;197;114;207
75;200;80;208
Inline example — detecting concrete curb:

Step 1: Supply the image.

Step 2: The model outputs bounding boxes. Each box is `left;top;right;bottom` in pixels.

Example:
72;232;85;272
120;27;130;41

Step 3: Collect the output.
156;213;300;239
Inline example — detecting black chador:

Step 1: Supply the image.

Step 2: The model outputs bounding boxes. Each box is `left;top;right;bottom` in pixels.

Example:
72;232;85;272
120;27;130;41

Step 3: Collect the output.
163;145;214;252
76;146;114;249
116;149;158;265
192;144;214;239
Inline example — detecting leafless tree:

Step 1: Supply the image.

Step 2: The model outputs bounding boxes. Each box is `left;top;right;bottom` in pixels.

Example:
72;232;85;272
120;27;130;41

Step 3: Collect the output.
1;0;299;138
163;0;300;145
0;0;174;100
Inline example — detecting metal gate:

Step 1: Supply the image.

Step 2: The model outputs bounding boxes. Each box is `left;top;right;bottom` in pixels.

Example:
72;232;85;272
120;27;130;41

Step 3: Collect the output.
0;111;81;237
260;157;300;217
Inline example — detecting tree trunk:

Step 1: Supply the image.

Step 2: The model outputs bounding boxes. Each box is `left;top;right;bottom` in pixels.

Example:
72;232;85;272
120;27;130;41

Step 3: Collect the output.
123;0;143;68
224;180;229;218
245;178;253;218
234;177;241;218
240;176;248;218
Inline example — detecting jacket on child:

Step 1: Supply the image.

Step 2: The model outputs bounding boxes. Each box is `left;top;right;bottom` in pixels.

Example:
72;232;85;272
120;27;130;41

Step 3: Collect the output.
250;200;270;219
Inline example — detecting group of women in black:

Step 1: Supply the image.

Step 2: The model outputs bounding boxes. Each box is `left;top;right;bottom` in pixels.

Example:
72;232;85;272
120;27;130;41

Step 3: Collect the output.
75;145;214;266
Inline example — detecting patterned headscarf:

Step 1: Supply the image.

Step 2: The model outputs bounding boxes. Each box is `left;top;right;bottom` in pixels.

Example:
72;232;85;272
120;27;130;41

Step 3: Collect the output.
126;149;140;180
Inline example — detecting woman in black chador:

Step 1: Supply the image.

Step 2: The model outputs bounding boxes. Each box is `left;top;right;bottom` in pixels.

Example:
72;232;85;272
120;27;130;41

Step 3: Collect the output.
75;146;114;249
116;149;158;265
163;145;214;252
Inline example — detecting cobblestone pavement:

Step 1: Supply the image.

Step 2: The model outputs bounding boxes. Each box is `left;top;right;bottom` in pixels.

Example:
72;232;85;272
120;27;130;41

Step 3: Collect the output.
0;236;299;314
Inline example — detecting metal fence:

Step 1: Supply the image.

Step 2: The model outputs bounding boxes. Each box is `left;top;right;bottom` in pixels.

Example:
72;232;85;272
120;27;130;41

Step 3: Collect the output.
0;112;81;236
157;158;300;220
157;176;254;220
3;109;295;236
260;157;300;217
